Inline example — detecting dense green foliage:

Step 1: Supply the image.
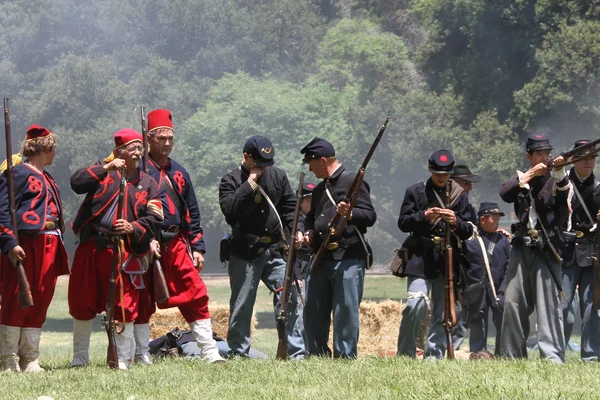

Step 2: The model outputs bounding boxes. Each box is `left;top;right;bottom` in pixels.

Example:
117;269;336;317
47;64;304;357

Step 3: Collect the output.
1;0;599;267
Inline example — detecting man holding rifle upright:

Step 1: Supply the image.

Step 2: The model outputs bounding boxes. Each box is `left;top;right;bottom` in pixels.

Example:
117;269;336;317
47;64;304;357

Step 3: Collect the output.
300;137;377;359
68;128;163;370
396;150;472;360
134;109;224;364
560;140;600;362
0;125;69;372
499;132;569;363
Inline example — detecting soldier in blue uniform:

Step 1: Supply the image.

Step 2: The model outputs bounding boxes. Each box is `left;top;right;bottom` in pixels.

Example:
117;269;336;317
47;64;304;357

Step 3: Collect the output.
561;140;600;361
449;164;480;349
301;137;376;359
396;150;473;359
499;132;569;363
219;135;305;359
461;202;510;353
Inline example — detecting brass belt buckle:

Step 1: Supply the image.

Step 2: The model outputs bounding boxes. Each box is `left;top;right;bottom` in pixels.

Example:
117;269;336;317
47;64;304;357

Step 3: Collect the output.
527;229;538;239
259;236;272;244
327;242;339;251
433;236;442;246
575;230;584;239
45;221;56;230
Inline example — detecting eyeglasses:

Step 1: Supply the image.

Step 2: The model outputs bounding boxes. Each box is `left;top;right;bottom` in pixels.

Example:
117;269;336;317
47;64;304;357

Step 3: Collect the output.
125;144;143;153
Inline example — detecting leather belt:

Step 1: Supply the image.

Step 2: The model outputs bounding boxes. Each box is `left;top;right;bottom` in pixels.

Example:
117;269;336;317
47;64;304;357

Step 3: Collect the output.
326;236;361;252
240;233;279;246
19;229;60;236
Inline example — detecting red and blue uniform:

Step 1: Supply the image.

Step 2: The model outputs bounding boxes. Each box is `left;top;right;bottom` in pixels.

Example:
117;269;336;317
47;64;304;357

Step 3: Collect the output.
136;155;210;324
0;163;69;328
68;162;163;323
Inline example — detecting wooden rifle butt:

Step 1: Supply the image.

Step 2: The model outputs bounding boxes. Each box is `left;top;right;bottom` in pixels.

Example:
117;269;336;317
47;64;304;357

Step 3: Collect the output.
16;261;34;309
152;258;170;304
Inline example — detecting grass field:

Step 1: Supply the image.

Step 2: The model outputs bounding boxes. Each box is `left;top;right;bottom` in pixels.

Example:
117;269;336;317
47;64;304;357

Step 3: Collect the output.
1;275;599;400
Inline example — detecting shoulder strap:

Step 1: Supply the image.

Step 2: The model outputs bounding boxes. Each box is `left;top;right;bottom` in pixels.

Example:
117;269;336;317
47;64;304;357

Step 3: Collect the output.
472;228;499;307
570;180;597;232
256;185;288;245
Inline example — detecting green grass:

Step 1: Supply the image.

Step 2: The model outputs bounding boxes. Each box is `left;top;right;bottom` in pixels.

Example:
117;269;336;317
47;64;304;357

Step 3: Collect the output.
0;275;597;400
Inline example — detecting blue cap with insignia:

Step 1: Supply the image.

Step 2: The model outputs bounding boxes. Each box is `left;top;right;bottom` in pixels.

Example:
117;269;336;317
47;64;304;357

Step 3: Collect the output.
526;132;553;152
478;202;505;217
243;135;275;167
428;149;455;174
300;137;335;164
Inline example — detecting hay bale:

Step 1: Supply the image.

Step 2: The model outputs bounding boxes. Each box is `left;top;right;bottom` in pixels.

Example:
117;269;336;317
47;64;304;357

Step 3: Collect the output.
149;303;257;340
357;300;405;356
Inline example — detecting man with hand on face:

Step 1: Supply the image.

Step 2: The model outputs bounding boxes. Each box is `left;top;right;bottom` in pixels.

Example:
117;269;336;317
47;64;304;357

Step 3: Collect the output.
499;132;569;363
68;129;163;370
301;137;377;359
219;136;305;359
134;109;224;364
396;150;473;359
561;140;600;362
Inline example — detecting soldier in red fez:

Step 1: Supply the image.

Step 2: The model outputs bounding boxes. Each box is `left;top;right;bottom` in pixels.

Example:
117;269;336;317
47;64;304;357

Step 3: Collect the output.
68;128;163;370
0;125;69;372
133;109;224;363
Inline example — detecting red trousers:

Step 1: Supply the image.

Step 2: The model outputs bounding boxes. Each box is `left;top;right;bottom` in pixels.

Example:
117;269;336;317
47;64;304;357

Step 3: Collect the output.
136;234;210;324
68;241;139;323
1;234;66;328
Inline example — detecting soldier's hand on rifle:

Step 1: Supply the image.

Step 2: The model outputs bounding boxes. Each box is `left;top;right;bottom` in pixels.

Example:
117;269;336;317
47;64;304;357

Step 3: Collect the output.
113;219;133;235
336;201;351;218
438;209;457;227
425;207;440;221
8;245;25;266
552;155;565;171
303;231;314;247
294;231;304;249
104;158;126;171
193;251;204;272
150;239;161;258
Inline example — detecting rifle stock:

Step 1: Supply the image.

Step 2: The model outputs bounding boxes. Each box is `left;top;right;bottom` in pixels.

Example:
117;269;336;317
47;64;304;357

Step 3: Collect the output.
140;105;170;303
276;172;304;360
3;98;34;309
104;169;127;369
310;117;389;274
442;180;456;360
153;258;170;304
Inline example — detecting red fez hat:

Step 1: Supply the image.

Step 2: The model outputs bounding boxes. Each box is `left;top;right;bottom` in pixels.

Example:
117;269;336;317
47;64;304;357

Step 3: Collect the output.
148;109;173;132
113;128;143;149
26;124;52;141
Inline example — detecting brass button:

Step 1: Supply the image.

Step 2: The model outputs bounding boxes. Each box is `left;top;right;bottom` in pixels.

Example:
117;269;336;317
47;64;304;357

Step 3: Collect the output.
264;228;268;232
261;210;264;214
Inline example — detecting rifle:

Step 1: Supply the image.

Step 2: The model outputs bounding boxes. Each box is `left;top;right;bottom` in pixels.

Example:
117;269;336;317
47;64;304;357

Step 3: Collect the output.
276;172;304;360
594;228;600;310
103;168;127;369
3;98;34;309
549;138;600;168
141;106;170;304
310;117;390;274
442;180;456;360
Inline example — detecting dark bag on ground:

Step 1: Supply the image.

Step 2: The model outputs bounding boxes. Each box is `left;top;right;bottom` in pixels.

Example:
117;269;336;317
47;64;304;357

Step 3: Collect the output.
461;281;487;323
220;233;232;263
